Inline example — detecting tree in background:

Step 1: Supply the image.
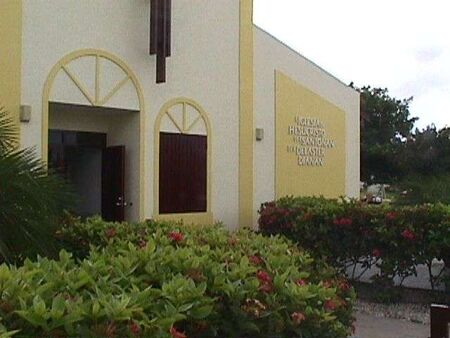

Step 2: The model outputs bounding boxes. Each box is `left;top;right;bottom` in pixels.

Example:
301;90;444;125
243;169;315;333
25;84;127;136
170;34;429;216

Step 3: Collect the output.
356;86;417;183
397;126;450;204
399;126;450;176
354;84;450;204
0;107;74;262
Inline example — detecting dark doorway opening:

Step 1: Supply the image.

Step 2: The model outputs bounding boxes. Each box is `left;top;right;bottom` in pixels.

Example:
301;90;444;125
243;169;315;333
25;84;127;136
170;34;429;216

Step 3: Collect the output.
48;130;126;222
102;146;125;222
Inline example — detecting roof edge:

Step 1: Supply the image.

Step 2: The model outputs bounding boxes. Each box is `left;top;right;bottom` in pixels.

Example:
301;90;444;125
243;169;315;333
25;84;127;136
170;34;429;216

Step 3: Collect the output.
253;24;359;94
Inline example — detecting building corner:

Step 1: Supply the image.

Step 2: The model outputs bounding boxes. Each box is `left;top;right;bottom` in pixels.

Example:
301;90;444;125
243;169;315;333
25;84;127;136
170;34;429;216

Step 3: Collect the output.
0;0;22;144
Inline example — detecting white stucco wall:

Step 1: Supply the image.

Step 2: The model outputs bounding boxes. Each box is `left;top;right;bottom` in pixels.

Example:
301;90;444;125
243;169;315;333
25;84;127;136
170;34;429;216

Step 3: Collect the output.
20;0;240;227
254;26;360;220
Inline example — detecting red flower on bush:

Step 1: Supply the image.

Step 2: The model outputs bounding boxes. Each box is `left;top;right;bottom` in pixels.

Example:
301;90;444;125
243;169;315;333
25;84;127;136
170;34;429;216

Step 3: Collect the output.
170;327;187;338
263;201;276;210
249;255;263;266
386;211;397;221
259;282;274;293
256;270;272;283
257;270;273;293
138;239;147;249
228;236;238;246
362;228;375;237
105;228;117;239
281;220;294;230
295;279;307;286
372;248;382;258
105;321;117;338
401;229;416;241
322;280;334;288
338;280;351;292
291;312;306;325
186;268;205;282
168;231;184;243
301;212;313;222
129;321;141;336
336;297;347;308
241;298;267;317
333;217;353;229
324;299;337;312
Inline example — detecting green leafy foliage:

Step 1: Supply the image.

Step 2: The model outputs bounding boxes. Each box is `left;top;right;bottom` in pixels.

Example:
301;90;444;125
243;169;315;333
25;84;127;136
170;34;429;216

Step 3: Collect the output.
259;197;450;291
356;85;450;191
0;318;19;338
0;108;74;262
395;127;450;204
0;219;355;337
398;126;450;178
357;86;417;183
398;174;450;205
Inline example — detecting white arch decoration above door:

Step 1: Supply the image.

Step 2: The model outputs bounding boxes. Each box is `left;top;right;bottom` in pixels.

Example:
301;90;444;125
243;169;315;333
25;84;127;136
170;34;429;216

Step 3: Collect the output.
159;99;208;136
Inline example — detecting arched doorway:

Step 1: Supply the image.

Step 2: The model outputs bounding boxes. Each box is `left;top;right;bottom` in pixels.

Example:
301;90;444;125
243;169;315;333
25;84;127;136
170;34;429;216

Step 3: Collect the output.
42;49;146;221
154;98;213;224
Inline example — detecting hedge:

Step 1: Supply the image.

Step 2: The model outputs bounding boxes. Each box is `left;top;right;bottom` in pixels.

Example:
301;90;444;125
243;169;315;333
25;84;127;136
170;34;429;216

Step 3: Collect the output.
0;218;355;338
258;197;450;291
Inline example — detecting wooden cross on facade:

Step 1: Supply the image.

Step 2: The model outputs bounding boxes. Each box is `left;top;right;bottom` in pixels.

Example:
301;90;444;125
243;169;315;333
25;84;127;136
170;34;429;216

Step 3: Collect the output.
150;0;172;83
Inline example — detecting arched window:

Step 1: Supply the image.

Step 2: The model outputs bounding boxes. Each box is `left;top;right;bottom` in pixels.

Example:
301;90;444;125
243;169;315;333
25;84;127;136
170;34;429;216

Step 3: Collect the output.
154;98;212;223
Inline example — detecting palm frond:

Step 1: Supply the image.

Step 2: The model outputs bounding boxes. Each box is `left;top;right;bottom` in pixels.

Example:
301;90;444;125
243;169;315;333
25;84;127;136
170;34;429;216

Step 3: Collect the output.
0;107;75;262
0;108;18;153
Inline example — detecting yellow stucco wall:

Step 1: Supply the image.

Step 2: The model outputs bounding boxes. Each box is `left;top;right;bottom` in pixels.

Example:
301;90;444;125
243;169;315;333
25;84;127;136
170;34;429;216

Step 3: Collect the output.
275;71;346;198
239;0;254;227
0;0;22;134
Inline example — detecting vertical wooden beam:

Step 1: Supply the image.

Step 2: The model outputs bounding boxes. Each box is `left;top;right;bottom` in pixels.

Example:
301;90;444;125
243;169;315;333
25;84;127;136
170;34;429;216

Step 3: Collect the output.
156;0;167;83
150;0;170;83
150;0;157;55
165;0;171;57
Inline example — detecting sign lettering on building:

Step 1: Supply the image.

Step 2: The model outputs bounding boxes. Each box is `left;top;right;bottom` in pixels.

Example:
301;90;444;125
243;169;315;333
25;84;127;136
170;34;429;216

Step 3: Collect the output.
275;70;346;198
286;116;336;167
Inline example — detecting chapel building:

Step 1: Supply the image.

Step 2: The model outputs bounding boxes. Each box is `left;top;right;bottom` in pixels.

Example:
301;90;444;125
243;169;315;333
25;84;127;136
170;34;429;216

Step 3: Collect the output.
0;1;360;229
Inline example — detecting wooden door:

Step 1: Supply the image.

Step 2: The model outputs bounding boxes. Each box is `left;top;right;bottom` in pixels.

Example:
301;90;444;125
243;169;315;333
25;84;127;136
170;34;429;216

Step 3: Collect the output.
159;132;207;214
102;146;125;222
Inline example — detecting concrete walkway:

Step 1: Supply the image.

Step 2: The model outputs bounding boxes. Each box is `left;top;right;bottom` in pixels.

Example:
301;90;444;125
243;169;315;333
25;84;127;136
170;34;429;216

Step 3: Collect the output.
352;313;429;338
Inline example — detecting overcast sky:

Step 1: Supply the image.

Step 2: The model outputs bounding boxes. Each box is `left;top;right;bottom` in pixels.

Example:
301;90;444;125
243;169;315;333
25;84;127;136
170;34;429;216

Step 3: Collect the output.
254;0;450;130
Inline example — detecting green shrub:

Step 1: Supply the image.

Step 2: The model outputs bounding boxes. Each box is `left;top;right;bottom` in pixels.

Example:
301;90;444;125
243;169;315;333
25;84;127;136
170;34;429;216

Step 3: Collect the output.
0;318;18;338
259;197;450;291
398;174;450;205
0;218;355;338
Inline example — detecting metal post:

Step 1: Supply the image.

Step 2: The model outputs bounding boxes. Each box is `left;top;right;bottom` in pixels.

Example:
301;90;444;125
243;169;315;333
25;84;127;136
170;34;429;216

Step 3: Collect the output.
431;304;450;338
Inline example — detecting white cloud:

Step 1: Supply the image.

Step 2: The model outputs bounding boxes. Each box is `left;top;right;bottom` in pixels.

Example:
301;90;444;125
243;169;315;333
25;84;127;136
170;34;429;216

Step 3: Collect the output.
254;0;450;129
